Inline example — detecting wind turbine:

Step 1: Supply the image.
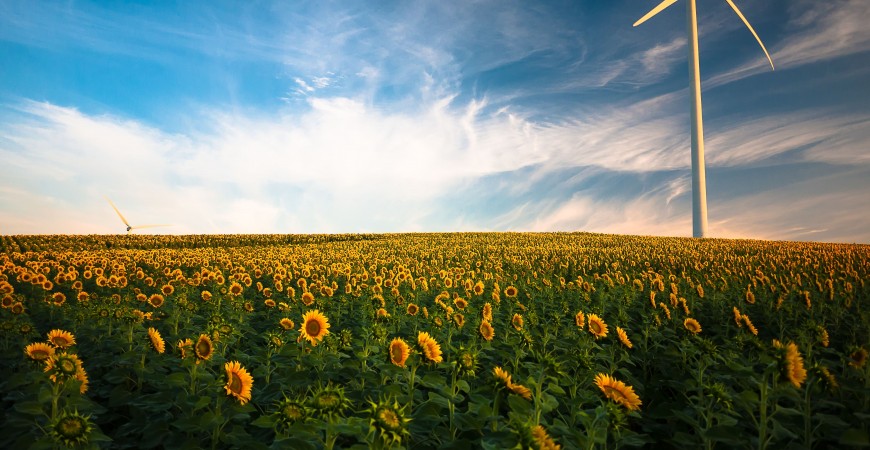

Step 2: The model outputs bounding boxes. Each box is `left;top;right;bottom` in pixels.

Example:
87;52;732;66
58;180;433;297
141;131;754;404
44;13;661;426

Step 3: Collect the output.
105;197;170;234
633;0;774;238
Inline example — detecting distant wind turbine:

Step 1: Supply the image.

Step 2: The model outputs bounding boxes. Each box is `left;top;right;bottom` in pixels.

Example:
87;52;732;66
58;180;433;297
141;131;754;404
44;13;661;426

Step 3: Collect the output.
105;197;170;234
633;0;774;238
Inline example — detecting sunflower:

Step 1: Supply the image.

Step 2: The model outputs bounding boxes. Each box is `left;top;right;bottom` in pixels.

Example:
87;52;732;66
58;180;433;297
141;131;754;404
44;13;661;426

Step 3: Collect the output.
51;292;66;306
389;338;410;367
417;331;443;363
773;340;807;388
454;298;468;310
148;294;165;308
493;366;513;388
741;315;758;336
177;338;194;359
275;397;308;430
201;290;212;301
44;353;84;383
453;313;465;328
301;291;315;306
264;299;276;308
229;281;243;296
818;327;829;348
406;303;419;315
504;286;518;298
616;327;633;349
147;327;165;354
25;342;56;361
575;311;585;328
376;308;390;319
594;373;642;411
509;382;533;400
512;313;524;331
531;425;561;450
47;329;76;349
10;302;25;314
683;318;702;334
587;314;608;339
299;310;330;346
279;318;295;331
75;367;89;394
224;361;254;405
732;307;743;327
50;410;93;448
482;302;493;322
195;334;214;361
367;397;411;447
479;320;495;341
850;348;868;369
161;284;174;296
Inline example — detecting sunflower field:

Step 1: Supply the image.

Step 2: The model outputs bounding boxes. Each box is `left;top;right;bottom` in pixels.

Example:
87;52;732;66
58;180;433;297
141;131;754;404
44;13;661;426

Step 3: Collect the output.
0;232;868;449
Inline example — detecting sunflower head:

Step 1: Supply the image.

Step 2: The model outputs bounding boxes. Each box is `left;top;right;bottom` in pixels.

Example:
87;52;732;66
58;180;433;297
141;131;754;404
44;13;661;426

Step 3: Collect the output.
366;396;411;447
25;342;56;361
47;329;76;349
309;383;352;420
266;332;284;350
339;328;354;350
299;310;330;346
594;373;642;411
616;327;633;349
773;340;807;388
44;352;84;384
511;313;524;331
683;318;702;334
587;314;608;339
479;320;495;341
388;337;410;368
849;347;868;369
50;410;93;448
177;338;194;359
194;334;214;361
454;346;479;378
275;396;309;431
224;360;254;405
417;331;443;364
147;327;165;354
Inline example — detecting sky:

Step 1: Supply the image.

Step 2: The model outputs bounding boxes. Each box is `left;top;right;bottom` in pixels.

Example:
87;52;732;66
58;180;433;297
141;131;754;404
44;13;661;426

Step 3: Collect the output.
1;0;868;242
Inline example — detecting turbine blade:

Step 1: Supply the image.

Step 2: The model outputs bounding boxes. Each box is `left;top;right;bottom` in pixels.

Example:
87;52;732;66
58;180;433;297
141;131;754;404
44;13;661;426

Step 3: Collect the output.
104;196;131;227
130;224;171;230
633;0;679;27
724;0;775;70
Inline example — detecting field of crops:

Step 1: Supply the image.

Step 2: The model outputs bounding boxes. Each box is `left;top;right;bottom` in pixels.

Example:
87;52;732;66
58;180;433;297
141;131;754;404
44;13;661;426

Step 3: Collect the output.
1;232;868;449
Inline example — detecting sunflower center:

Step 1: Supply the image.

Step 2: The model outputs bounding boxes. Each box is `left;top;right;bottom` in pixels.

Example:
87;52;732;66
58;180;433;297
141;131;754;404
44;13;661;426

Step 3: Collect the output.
229;373;242;393
306;320;321;337
590;322;602;334
196;339;212;357
602;386;626;401
283;404;303;420
316;393;339;409
53;337;70;347
390;345;404;362
378;408;400;429
59;359;77;374
57;417;84;438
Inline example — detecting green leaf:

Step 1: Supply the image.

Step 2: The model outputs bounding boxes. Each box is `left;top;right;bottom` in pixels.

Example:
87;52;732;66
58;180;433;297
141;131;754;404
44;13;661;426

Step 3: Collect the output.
13;401;45;416
251;414;276;428
840;429;870;447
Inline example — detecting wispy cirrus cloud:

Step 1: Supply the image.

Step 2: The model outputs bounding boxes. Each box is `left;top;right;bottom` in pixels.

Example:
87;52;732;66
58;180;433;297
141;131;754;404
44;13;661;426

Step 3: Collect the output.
706;0;870;87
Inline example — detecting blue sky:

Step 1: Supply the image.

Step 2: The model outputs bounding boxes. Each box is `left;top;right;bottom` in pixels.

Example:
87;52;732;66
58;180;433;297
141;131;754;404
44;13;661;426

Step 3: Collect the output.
1;0;868;242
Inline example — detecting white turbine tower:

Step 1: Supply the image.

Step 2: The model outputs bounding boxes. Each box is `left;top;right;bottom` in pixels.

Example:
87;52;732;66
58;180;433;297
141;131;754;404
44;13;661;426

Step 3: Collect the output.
105;197;170;234
634;0;774;238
